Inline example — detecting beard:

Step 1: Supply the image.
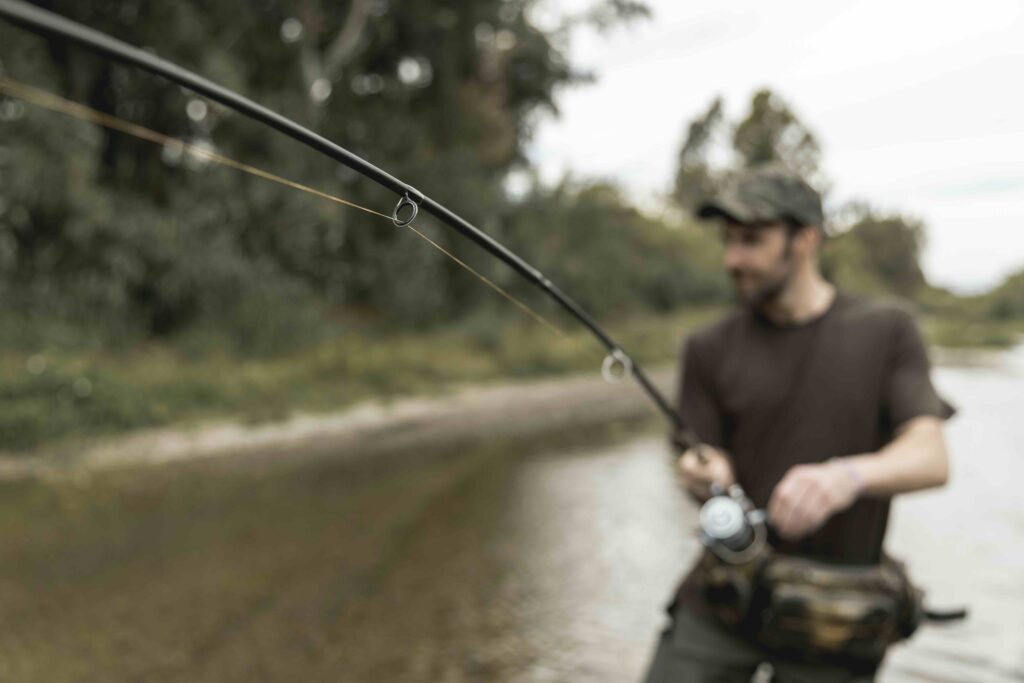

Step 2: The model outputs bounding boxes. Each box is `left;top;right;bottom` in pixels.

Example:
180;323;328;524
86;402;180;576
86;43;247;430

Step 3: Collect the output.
735;273;788;309
730;246;797;310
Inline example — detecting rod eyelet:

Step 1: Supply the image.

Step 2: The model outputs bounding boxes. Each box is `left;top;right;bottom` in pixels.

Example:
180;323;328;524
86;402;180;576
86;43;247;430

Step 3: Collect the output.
601;349;633;383
393;191;421;227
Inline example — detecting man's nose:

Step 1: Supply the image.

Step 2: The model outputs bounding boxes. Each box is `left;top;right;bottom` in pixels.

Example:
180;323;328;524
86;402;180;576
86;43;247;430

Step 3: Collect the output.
724;244;746;271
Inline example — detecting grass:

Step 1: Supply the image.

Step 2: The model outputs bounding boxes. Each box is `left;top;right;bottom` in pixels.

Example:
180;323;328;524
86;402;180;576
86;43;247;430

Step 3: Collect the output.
921;315;1024;350
0;307;722;454
2;305;1019;455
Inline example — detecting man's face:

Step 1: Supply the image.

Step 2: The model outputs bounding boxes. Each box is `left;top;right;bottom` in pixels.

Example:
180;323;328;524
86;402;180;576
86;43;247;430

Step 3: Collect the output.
721;221;797;308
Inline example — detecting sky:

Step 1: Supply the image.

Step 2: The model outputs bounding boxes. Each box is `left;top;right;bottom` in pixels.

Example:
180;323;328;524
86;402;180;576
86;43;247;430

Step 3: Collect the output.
527;0;1024;294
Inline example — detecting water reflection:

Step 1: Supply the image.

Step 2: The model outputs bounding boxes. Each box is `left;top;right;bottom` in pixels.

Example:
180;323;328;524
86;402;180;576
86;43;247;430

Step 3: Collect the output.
448;355;1024;682
881;365;1024;682
0;357;1020;681
494;441;697;681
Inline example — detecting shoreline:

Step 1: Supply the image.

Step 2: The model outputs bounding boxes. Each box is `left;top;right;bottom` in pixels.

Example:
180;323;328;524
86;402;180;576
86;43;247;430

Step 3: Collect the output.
3;340;1019;481
0;367;676;481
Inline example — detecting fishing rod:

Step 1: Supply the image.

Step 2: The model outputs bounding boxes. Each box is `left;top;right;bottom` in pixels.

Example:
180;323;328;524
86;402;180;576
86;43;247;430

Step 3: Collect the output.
0;0;699;447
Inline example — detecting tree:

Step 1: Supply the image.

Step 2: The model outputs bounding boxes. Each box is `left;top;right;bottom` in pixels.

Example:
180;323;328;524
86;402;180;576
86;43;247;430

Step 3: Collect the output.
0;0;651;343
672;88;824;212
732;89;821;180
823;208;927;299
504;179;728;318
988;269;1024;320
672;97;723;213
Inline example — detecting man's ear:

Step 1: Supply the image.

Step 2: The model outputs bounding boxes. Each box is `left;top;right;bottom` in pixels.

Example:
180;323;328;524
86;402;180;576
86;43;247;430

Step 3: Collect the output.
795;225;822;258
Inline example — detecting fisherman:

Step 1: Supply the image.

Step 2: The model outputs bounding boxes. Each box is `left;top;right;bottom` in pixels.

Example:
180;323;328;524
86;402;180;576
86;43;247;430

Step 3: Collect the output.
642;165;955;682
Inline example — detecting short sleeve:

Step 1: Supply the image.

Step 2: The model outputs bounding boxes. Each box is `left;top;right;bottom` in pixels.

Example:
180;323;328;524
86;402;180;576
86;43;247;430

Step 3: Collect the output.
885;310;956;429
673;336;725;448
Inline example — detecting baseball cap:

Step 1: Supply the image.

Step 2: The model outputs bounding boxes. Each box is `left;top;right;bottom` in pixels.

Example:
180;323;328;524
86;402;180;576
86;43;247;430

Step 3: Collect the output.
696;165;823;229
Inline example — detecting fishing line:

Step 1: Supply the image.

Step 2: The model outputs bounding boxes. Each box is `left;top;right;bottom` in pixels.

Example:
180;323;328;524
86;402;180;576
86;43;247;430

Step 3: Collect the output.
0;75;602;360
403;224;583;346
0;0;688;434
0;76;391;219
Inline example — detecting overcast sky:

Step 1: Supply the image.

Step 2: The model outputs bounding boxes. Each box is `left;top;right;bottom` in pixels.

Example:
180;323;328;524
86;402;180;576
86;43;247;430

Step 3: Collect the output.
527;0;1024;294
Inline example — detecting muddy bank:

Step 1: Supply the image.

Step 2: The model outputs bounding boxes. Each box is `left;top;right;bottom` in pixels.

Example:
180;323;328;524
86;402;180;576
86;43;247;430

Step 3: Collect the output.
0;367;676;480
5;337;1018;481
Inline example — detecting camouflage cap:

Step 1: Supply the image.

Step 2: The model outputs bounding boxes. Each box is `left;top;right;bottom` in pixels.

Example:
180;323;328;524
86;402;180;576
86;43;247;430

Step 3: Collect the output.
697;165;823;229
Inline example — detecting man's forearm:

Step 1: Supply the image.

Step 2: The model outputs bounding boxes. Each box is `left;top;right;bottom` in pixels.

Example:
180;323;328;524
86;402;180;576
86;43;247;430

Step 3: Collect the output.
841;416;950;497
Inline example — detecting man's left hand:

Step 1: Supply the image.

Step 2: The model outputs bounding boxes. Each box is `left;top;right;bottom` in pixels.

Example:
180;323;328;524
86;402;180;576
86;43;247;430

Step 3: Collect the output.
767;460;863;541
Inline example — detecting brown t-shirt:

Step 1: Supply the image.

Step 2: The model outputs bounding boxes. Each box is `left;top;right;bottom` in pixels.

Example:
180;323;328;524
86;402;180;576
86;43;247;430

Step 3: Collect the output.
676;290;954;565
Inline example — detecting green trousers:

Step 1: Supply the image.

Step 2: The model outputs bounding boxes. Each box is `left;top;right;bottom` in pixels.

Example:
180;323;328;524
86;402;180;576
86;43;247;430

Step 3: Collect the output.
642;602;879;683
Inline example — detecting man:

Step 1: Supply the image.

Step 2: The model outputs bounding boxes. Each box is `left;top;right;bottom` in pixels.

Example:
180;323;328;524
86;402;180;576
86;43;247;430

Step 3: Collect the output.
643;165;954;682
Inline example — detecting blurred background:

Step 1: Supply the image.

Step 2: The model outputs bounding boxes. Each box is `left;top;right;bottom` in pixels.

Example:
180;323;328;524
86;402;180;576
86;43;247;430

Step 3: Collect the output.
0;1;1021;681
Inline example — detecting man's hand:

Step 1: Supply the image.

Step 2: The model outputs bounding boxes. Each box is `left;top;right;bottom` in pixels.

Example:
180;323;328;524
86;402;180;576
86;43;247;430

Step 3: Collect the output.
767;459;863;541
677;445;736;502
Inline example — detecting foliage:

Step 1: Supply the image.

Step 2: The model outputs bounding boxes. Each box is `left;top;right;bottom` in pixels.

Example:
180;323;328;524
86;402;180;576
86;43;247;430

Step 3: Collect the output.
0;3;1021;453
987;268;1024;320
732;89;822;181
504;180;729;318
822;206;926;299
0;0;655;345
672;97;722;213
672;88;823;212
0;307;720;452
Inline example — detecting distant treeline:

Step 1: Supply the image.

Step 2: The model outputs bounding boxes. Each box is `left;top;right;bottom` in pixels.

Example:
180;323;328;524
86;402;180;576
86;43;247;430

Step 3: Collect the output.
0;1;1020;358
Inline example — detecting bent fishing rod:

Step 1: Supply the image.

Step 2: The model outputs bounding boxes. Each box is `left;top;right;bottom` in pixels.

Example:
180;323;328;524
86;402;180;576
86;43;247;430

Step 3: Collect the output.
0;0;700;448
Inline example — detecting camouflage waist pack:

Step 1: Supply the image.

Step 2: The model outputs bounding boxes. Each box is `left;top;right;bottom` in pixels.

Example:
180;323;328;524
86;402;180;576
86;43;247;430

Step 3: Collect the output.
754;553;924;663
694;550;924;665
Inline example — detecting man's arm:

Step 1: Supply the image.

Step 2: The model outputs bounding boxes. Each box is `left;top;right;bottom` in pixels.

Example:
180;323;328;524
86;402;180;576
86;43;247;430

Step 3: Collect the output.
842;415;949;494
768;415;950;541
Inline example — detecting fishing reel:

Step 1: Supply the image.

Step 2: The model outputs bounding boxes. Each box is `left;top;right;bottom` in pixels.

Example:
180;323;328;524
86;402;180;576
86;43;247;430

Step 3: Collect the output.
689;483;769;627
698;483;768;565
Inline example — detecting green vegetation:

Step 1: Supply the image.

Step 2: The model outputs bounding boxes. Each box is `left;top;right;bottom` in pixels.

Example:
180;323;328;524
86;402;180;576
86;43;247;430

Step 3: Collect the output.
0;4;1020;453
916;276;1024;349
0;307;722;453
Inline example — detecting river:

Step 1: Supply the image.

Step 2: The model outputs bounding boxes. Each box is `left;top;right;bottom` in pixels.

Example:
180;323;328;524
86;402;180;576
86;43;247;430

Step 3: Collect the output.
0;356;1020;682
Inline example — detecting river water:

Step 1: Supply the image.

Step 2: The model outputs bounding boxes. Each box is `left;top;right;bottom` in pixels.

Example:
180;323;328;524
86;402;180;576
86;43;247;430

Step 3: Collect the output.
362;360;1022;683
0;357;1020;682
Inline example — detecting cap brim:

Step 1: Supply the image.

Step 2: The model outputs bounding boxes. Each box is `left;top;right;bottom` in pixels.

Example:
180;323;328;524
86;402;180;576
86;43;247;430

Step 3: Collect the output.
695;197;753;224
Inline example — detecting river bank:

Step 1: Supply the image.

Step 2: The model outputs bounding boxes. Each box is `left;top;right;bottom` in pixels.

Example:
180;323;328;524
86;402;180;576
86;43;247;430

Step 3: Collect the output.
0;365;675;481
2;304;1017;457
6;336;1020;482
0;309;720;455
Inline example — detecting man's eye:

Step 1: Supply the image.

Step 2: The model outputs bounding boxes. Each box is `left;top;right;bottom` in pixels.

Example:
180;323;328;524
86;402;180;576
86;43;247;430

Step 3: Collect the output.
721;229;762;247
